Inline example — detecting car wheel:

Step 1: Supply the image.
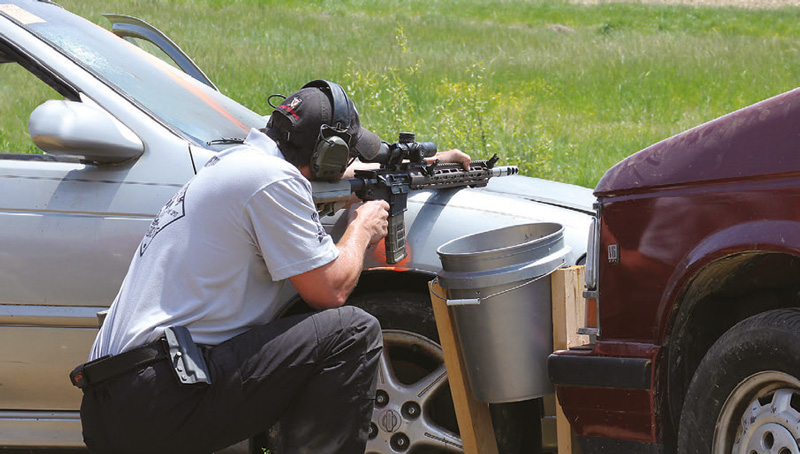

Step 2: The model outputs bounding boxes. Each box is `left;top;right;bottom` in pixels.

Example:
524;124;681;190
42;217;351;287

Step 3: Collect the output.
350;290;463;454
677;308;800;454
350;290;543;454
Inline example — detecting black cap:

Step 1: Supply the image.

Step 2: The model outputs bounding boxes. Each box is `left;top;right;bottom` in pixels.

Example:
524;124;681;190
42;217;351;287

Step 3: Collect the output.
265;82;381;162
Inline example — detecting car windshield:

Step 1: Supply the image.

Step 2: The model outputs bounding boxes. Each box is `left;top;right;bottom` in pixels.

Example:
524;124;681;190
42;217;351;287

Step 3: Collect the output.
1;0;265;146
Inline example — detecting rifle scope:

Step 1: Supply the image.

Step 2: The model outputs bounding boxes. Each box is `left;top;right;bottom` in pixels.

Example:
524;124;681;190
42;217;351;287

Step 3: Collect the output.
361;132;437;165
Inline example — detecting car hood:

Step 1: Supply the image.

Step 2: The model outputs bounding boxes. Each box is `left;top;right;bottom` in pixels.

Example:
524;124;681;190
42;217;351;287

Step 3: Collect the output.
596;87;800;197
323;174;595;272
480;174;595;214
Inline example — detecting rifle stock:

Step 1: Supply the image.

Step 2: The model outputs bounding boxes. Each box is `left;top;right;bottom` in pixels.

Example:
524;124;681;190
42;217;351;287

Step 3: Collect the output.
310;179;353;217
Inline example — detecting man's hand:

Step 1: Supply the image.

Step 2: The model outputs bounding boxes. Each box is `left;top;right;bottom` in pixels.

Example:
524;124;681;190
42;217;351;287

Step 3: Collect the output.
427;149;471;170
348;200;390;245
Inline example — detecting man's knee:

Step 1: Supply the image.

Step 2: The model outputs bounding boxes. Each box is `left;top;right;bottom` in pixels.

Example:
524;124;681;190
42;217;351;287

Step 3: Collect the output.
341;306;381;343
360;307;383;352
316;306;382;352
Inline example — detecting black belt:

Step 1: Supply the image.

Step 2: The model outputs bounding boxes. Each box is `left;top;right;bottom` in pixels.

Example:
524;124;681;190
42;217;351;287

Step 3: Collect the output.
70;339;168;390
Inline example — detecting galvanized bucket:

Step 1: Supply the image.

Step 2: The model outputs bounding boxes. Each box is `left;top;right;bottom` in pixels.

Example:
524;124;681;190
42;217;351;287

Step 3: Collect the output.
436;222;569;403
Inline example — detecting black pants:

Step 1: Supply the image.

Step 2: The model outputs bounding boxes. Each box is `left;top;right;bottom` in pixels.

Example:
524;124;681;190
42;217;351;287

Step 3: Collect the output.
80;306;383;454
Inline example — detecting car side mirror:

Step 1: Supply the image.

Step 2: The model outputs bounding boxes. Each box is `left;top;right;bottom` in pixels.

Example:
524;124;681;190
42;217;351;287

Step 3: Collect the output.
29;100;144;164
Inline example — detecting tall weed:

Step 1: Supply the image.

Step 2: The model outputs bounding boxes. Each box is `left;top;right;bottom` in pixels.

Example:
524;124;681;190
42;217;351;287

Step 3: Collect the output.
343;28;558;178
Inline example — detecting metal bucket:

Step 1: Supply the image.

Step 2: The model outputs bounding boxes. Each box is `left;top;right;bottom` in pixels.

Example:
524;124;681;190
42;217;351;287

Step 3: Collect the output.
436;222;569;403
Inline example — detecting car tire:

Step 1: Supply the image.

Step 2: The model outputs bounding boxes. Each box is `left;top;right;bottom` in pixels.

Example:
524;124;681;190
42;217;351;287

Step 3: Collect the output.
677;308;800;454
350;290;543;454
350;290;461;454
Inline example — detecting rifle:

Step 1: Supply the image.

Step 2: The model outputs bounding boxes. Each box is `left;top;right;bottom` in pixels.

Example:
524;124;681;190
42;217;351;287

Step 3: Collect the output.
311;132;519;264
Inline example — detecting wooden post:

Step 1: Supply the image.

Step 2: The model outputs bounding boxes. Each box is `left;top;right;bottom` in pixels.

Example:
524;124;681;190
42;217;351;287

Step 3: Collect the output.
428;279;499;454
551;266;590;454
551;266;589;350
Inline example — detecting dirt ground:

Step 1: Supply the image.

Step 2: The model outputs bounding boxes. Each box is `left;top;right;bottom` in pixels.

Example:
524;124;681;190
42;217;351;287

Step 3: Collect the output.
571;0;800;8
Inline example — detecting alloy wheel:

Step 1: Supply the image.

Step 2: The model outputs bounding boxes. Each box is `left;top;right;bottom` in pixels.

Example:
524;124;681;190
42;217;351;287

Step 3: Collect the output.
366;329;463;454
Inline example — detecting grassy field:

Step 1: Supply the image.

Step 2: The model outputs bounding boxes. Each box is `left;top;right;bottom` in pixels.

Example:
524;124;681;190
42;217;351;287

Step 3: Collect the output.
7;0;800;187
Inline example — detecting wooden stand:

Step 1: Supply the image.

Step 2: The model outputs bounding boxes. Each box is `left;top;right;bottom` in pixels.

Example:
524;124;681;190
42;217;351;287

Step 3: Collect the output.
427;265;588;454
428;279;499;454
550;266;590;454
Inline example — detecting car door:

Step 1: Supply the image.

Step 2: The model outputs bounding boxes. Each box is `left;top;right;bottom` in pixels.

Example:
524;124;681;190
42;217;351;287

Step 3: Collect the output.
0;8;196;439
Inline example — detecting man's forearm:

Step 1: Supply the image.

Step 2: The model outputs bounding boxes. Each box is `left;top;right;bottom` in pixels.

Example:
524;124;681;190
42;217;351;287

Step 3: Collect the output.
329;222;373;298
289;198;388;310
288;220;374;310
343;160;379;179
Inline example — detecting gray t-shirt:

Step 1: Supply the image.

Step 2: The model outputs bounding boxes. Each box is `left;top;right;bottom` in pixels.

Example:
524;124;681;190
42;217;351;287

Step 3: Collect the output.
90;129;338;358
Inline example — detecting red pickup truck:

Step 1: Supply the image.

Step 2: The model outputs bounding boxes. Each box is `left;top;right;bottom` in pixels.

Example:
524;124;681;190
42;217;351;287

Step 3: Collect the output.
548;87;800;454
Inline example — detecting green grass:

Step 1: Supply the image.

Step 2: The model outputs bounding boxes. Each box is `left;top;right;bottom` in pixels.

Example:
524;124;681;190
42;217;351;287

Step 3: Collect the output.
8;0;800;187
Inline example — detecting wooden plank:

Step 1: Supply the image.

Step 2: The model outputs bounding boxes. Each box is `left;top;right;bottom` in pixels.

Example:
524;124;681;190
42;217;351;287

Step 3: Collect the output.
551;265;590;454
551;266;590;351
428;279;499;454
555;402;575;454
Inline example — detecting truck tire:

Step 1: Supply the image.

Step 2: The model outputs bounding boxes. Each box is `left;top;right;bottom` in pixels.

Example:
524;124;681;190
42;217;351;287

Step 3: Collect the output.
677;308;800;454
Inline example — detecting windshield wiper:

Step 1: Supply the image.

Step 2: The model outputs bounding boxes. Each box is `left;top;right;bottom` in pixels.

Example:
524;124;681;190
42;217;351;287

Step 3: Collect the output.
207;137;245;145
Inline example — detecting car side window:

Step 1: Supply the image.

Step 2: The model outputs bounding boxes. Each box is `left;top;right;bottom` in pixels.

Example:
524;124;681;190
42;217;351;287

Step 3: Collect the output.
0;54;64;156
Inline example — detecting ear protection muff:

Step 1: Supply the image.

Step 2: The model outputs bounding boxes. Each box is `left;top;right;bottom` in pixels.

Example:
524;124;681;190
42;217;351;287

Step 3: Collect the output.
303;79;354;182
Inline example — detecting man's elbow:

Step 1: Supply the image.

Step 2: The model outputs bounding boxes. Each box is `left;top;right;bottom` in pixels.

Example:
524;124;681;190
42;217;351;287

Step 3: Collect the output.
304;289;350;310
289;260;360;310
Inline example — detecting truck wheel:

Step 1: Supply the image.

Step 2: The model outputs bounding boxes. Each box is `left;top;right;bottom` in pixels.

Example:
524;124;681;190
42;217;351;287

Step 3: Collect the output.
677;308;800;454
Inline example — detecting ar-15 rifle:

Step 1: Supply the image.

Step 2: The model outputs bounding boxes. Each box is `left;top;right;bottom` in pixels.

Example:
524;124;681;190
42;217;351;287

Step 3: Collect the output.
311;132;519;264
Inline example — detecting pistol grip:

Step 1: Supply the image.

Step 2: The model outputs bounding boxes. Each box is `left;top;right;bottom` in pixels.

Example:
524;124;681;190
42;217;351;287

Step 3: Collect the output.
385;213;407;264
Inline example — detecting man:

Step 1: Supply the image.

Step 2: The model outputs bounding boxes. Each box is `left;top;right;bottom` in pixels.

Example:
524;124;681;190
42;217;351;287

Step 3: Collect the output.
73;80;468;454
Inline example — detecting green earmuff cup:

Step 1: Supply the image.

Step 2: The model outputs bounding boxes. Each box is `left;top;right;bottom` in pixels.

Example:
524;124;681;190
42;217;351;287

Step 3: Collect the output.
311;134;350;182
